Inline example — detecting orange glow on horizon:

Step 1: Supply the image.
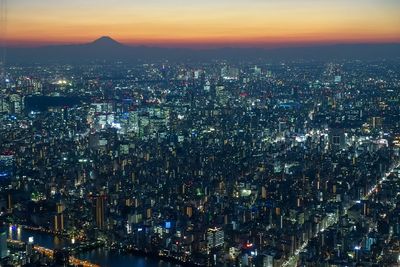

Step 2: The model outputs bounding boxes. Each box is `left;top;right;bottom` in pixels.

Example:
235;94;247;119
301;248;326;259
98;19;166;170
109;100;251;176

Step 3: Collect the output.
3;0;400;48
6;34;400;48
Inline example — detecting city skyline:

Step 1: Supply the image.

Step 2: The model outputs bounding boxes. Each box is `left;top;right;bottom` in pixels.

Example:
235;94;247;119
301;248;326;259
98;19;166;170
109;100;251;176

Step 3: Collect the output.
1;1;400;267
3;0;400;47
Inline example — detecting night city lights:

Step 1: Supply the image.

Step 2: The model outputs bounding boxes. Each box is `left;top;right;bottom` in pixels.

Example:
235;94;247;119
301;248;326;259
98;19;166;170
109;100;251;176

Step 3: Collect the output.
0;0;400;266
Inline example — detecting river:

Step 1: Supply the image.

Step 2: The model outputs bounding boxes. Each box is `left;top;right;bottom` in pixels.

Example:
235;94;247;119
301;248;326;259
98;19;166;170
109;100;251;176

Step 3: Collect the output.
4;226;181;267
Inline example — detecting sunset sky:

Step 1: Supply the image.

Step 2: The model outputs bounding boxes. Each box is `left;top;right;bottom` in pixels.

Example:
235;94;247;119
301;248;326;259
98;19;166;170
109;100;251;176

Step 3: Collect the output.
4;0;400;47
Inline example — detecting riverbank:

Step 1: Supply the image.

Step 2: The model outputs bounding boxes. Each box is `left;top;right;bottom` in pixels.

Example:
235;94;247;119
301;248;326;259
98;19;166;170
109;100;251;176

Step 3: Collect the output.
2;225;185;267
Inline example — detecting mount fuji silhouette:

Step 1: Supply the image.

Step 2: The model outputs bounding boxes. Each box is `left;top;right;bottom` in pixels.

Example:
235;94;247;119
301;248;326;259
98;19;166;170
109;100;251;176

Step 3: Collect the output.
4;36;400;63
90;36;123;47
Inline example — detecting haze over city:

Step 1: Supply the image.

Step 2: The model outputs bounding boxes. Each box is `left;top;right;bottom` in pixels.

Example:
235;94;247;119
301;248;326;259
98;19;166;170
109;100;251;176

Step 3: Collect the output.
1;1;400;267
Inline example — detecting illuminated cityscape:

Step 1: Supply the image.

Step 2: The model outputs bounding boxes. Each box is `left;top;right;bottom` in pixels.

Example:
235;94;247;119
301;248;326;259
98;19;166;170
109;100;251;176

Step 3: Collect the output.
1;1;400;267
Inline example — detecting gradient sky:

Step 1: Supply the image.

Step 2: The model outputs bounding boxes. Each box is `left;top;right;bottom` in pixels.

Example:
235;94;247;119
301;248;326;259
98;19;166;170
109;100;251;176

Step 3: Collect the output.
3;0;400;47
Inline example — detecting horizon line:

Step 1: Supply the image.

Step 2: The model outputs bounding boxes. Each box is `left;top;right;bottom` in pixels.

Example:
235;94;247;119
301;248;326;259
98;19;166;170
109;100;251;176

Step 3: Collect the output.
3;36;400;49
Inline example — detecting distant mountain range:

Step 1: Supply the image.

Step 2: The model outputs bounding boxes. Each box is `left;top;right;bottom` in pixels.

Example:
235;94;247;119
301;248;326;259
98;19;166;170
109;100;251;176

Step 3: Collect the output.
4;36;400;63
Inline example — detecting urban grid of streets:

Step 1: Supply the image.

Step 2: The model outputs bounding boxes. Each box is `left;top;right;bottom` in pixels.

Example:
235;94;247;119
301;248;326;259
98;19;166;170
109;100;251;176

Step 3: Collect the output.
1;60;400;266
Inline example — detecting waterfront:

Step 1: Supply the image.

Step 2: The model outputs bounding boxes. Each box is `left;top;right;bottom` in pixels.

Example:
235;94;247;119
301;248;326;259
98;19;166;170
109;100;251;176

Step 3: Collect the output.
79;249;182;267
4;226;181;267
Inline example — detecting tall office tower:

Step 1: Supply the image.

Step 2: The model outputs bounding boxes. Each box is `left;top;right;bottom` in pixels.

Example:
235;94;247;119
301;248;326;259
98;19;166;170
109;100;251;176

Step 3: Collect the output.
0;98;10;113
221;66;239;80
7;192;12;212
261;186;267;199
207;227;224;249
54;203;64;232
127;111;139;134
216;84;228;105
54;214;64;232
329;127;346;150
0;231;8;259
9;94;23;114
371;116;383;129
96;195;105;229
26;236;34;258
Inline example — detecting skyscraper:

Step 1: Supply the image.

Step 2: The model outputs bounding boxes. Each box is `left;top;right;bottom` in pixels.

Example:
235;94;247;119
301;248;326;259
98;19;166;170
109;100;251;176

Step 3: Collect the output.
95;195;105;229
0;231;8;259
207;227;224;249
329;127;346;150
54;203;64;232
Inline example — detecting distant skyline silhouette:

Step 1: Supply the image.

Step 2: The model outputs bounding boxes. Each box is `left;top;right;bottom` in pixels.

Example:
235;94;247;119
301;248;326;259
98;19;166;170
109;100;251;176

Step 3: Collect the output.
4;36;400;49
4;36;400;63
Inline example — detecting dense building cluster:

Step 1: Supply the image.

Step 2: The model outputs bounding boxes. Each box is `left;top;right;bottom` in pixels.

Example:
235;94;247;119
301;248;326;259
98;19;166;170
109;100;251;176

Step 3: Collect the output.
0;59;400;266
